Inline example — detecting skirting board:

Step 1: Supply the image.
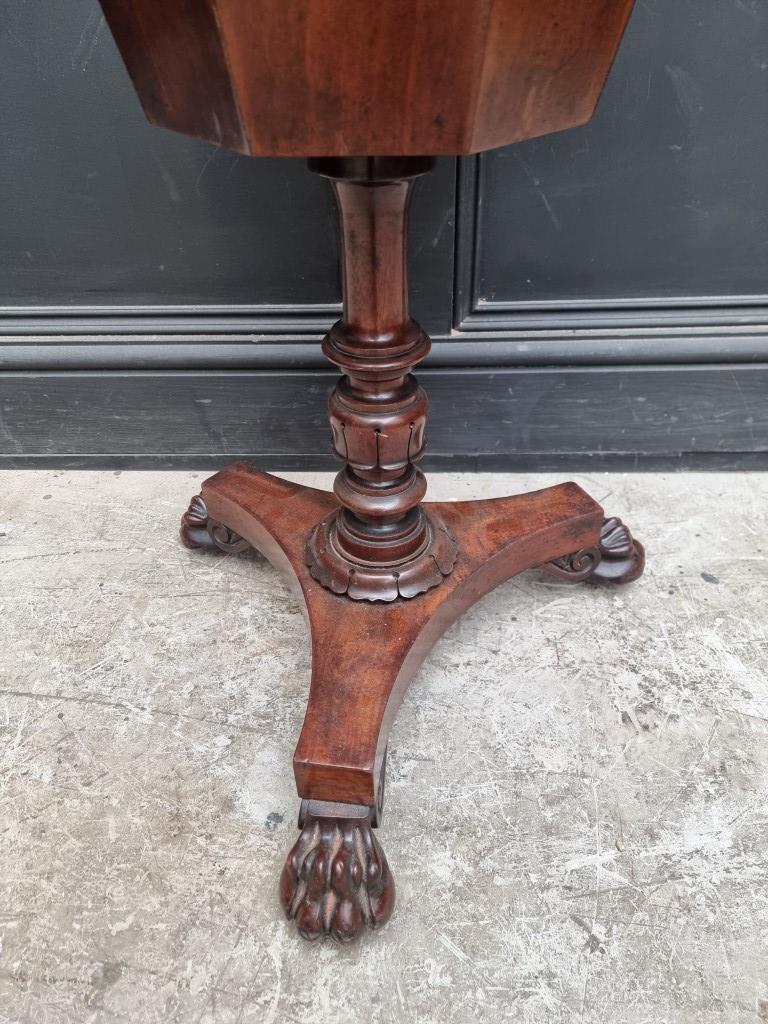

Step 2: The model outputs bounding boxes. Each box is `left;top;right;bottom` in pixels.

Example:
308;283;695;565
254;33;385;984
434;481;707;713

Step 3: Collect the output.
0;365;766;470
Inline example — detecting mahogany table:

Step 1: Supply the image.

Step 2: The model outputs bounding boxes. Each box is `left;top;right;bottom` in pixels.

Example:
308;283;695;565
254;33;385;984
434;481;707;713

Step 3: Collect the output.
98;0;642;943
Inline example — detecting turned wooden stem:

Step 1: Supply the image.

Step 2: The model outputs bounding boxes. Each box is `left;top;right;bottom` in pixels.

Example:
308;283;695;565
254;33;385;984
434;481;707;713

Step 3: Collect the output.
332;171;412;340
305;157;457;601
313;157;432;538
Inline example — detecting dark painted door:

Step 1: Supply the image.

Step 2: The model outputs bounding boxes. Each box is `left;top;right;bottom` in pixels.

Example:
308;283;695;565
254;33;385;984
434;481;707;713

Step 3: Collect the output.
0;0;766;467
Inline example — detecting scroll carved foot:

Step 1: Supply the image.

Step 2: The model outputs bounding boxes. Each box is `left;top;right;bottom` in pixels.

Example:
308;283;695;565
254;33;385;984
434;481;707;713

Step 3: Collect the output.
544;516;645;585
180;494;251;553
279;801;395;943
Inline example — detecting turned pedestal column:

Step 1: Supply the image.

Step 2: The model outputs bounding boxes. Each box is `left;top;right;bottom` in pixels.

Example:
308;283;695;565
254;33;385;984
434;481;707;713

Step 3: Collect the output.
304;157;457;602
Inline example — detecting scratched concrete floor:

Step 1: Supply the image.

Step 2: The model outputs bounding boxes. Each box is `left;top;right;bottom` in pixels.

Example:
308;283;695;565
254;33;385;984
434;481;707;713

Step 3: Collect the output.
0;470;767;1024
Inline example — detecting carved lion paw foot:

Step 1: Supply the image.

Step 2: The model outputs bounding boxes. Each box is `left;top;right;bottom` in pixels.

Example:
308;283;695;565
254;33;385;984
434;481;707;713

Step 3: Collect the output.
544;516;645;585
279;801;395;943
179;494;251;553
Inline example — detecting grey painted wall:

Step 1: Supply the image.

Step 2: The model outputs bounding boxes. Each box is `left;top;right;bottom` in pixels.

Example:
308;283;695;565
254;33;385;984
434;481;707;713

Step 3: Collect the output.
0;0;766;467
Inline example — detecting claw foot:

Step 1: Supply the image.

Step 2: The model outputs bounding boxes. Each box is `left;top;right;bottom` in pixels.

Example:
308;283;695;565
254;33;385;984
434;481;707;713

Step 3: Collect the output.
544;516;645;585
180;494;251;553
279;801;395;943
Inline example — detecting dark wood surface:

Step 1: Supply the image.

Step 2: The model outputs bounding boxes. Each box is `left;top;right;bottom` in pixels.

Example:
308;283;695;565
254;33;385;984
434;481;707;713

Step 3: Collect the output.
98;0;634;157
198;463;634;803
280;801;395;943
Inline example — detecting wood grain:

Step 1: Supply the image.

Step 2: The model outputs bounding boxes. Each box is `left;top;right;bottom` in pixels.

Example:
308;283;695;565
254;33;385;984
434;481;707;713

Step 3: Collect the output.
98;0;635;156
200;462;605;807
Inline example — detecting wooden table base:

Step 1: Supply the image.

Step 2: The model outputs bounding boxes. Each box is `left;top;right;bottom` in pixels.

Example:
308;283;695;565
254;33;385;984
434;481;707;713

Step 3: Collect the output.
180;463;644;942
175;155;645;943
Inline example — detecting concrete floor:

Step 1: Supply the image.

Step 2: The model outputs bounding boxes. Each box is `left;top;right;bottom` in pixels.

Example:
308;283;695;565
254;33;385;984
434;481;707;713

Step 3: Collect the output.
0;469;767;1024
